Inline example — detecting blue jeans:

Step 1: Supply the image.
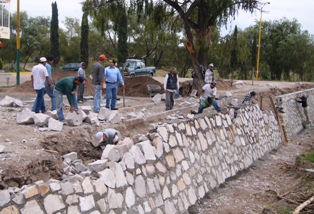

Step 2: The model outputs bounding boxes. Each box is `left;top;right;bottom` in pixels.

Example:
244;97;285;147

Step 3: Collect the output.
34;88;45;113
54;90;78;121
32;85;56;111
72;94;78;111
197;98;221;113
106;83;118;109
54;89;65;121
93;84;102;113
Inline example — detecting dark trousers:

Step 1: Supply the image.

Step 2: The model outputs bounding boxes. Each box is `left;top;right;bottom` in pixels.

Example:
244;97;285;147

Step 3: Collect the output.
165;91;175;110
77;84;85;102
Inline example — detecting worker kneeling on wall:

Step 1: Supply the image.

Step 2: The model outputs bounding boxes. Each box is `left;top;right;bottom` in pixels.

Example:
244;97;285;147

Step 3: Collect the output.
95;128;123;149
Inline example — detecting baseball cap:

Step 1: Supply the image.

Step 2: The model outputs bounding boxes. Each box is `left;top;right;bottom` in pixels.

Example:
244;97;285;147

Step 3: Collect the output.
209;63;214;68
170;67;177;72
113;134;119;143
95;132;104;143
99;54;107;60
39;57;47;62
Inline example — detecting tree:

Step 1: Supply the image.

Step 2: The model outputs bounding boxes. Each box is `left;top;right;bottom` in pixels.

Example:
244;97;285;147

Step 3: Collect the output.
80;11;89;65
251;35;257;71
230;26;238;83
117;5;128;67
20;16;50;69
50;2;60;65
263;18;303;80
137;0;260;92
64;17;81;38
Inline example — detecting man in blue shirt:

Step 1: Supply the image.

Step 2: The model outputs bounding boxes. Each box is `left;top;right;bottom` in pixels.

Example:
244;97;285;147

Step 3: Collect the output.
32;56;56;112
104;59;125;110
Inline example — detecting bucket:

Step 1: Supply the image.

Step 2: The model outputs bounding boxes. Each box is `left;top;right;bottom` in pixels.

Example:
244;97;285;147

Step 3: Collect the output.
200;97;213;108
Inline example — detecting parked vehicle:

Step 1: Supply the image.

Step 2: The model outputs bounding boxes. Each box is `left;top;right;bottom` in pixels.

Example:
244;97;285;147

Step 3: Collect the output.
122;59;156;77
62;63;80;71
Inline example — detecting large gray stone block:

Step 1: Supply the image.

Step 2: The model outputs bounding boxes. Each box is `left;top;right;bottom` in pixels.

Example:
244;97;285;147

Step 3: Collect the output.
65;111;83;126
16;108;34;124
0;95;23;107
33;113;50;127
48;117;63;131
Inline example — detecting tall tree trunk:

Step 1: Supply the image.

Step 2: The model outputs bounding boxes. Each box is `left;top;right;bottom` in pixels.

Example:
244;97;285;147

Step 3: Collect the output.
183;19;205;94
196;27;211;67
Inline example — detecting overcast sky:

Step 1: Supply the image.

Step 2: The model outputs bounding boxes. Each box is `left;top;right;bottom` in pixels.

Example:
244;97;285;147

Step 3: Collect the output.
7;0;314;35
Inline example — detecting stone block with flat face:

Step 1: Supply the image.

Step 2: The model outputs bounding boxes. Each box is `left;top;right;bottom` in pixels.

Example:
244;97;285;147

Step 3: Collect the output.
16;108;34;124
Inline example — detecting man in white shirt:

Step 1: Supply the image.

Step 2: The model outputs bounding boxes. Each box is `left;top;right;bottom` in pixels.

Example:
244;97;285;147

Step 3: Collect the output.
31;57;53;113
204;63;214;84
191;80;221;114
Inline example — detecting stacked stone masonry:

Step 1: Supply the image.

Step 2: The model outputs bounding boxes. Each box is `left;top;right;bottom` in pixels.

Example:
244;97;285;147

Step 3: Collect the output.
276;88;314;138
0;104;283;214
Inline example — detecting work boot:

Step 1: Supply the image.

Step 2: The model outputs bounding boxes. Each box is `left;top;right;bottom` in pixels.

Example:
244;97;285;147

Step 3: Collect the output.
191;110;198;114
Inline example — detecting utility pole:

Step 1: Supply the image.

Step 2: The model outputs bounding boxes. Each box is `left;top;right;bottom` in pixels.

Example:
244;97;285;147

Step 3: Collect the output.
16;0;21;85
256;2;270;80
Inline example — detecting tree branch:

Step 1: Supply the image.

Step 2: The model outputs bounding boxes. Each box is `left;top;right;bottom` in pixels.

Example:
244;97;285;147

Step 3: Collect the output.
292;195;314;214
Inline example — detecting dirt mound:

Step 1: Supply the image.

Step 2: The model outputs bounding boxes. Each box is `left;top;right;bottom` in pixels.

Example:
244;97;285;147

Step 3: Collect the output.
6;70;78;94
259;84;314;98
6;70;164;97
5;70;237;98
118;76;164;97
179;78;237;96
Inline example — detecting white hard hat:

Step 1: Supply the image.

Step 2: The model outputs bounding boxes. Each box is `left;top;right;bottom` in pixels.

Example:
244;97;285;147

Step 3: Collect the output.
39;57;47;62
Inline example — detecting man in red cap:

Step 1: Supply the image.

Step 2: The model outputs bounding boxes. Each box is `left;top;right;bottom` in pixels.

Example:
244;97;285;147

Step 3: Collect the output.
92;54;107;113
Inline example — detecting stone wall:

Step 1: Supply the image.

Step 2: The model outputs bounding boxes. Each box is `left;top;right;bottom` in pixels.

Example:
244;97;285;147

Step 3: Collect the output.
276;88;314;138
0;104;283;214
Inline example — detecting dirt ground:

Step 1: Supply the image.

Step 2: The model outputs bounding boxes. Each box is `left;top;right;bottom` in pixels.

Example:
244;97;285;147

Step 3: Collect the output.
1;70;314;213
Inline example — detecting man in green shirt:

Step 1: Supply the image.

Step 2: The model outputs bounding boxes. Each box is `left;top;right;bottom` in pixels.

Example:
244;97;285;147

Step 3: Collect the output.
54;76;84;122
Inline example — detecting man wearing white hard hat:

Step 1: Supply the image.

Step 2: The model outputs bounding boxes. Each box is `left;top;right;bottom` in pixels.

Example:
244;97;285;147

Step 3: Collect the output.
31;57;53;113
204;63;214;84
95;128;122;149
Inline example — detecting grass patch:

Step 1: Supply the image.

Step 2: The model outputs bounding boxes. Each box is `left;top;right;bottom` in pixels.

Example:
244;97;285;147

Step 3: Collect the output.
304;151;314;163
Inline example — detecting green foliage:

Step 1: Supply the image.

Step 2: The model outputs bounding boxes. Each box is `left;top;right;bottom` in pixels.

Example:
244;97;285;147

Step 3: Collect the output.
80;12;89;65
274;206;293;214
8;64;16;72
230;26;238;71
0;58;3;70
117;6;128;66
251;36;257;68
1;0;314;84
304;151;314;163
50;2;60;65
262;18;305;80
